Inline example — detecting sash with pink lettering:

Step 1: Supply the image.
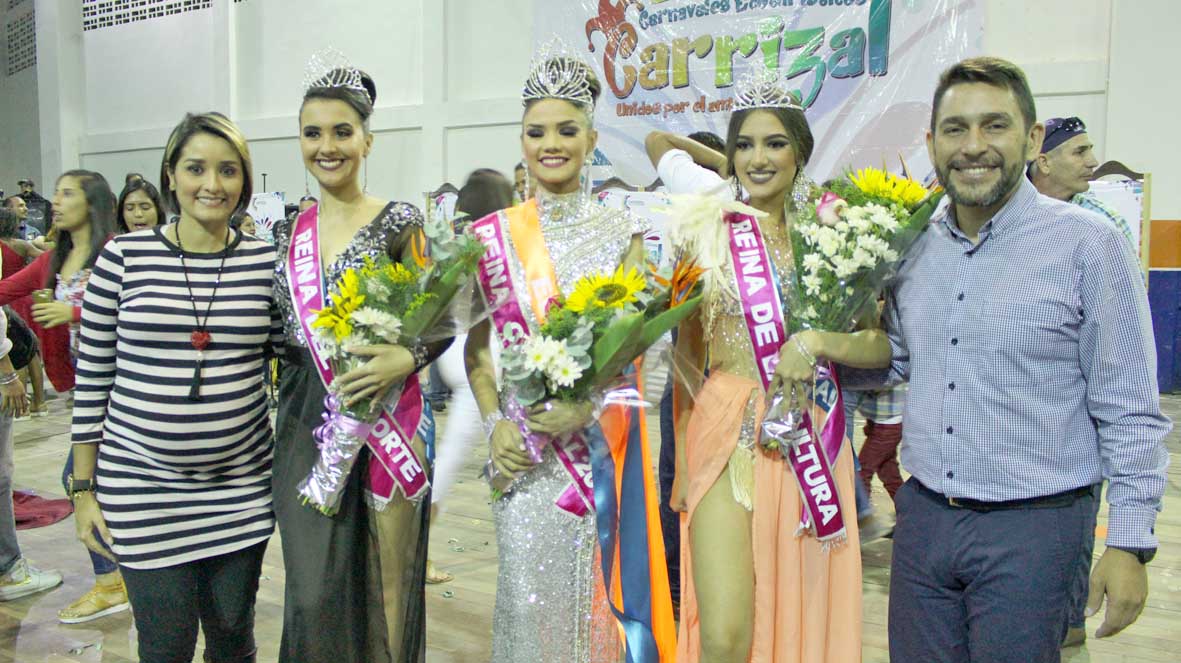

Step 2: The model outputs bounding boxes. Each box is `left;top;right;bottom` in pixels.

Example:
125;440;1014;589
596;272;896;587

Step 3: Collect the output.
469;209;595;517
725;211;847;544
287;205;429;508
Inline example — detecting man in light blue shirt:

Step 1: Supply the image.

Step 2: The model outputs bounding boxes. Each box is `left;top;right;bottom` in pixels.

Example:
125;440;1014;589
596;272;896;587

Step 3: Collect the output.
1029;114;1141;647
875;57;1170;663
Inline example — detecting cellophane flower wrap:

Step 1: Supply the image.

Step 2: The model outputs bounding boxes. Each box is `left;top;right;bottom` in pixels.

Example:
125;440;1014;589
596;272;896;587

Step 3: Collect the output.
488;258;705;496
763;167;943;452
297;217;486;514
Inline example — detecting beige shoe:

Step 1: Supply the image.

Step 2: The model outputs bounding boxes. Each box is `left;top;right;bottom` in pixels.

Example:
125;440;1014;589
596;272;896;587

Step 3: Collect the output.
0;558;62;601
57;578;130;624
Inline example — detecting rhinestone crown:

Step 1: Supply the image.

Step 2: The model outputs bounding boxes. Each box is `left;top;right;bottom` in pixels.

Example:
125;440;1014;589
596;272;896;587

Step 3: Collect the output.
302;48;371;104
522;38;595;113
733;66;803;112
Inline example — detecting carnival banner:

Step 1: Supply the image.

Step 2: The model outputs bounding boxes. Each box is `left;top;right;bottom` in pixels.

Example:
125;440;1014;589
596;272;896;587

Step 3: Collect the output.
537;0;983;186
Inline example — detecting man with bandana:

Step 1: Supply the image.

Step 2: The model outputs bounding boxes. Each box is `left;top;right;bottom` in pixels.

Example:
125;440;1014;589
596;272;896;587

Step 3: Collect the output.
1028;116;1135;246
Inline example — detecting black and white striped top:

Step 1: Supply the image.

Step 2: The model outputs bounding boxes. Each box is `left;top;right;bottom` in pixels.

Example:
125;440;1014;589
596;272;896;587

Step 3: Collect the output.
71;226;283;570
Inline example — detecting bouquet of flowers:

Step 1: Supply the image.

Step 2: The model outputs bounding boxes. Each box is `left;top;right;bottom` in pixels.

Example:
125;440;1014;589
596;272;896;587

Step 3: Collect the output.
786;167;943;336
762;166;943;454
298;220;486;514
489;258;704;492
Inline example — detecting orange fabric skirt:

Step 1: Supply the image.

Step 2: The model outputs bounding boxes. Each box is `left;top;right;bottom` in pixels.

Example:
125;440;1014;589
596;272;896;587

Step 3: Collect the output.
678;371;862;663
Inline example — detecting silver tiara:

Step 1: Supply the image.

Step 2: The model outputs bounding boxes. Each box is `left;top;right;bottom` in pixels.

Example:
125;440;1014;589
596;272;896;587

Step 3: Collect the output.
302;48;371;103
522;38;595;112
733;66;802;112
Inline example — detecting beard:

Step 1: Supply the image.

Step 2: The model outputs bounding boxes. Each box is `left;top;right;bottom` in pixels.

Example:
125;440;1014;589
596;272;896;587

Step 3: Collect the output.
935;152;1025;209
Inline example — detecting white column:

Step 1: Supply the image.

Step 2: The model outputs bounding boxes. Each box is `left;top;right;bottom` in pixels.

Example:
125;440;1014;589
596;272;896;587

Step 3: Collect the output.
35;0;85;185
420;0;447;195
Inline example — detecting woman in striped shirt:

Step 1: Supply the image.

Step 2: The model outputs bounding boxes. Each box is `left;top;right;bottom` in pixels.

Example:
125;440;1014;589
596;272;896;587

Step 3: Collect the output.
70;112;282;663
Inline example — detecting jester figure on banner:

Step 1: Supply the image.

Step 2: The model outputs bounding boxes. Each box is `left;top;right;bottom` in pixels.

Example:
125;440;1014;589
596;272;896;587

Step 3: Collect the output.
464;40;680;663
271;49;459;663
656;66;939;662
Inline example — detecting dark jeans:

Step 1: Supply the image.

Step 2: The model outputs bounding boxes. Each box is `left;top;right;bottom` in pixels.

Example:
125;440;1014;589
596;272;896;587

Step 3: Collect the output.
61;451;119;575
889;478;1092;663
842;396;874;519
657;370;680;605
425;362;450;404
1068;483;1104;628
121;541;267;663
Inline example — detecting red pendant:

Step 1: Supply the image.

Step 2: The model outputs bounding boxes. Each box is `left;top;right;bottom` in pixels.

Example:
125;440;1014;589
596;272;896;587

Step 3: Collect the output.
190;329;211;351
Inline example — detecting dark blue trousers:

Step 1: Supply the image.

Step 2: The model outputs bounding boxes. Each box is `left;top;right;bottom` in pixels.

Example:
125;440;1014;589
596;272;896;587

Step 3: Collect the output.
121;541;266;663
889;478;1092;663
1068;482;1103;628
657;370;680;605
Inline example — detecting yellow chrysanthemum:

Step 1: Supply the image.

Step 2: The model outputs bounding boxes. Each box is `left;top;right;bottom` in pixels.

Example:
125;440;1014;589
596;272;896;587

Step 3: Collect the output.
336;270;362;302
382;262;417;285
360;256;378;279
312;269;366;343
850;167;928;209
566;266;646;313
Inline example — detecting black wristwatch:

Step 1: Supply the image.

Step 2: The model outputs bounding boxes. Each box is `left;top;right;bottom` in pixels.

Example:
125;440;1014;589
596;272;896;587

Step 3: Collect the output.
66;475;95;500
1111;546;1156;565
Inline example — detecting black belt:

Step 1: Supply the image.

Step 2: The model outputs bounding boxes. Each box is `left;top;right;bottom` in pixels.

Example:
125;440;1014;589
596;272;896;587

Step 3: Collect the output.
913;479;1093;512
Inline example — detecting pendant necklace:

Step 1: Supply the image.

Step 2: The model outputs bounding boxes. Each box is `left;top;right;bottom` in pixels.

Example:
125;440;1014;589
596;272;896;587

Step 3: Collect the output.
175;221;232;401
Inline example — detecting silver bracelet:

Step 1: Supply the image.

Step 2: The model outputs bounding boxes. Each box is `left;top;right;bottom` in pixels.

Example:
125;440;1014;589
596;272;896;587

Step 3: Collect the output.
793;335;817;368
0;372;19;386
482;411;506;438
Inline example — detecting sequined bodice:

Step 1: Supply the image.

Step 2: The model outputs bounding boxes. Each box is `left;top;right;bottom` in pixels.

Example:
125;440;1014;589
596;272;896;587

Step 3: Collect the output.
503;191;647;332
273;201;424;347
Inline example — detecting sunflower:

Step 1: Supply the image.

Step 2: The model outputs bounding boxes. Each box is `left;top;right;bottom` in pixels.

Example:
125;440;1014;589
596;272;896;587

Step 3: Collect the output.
566;266;646;313
849;167;929;210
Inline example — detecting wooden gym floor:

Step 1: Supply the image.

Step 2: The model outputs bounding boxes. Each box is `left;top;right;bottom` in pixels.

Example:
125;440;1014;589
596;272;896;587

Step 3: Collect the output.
1;388;1177;662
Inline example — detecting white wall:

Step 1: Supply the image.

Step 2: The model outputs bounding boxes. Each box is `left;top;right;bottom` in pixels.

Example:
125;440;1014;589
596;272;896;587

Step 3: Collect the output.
985;0;1112;163
0;66;40;198
1106;0;1181;219
0;1;41;197
10;0;1181;216
68;0;532;206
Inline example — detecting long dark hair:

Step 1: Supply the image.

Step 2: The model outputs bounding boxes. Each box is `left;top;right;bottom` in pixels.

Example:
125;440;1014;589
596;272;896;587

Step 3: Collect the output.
49;170;116;288
116;178;165;233
456;169;513;222
0;208;19;239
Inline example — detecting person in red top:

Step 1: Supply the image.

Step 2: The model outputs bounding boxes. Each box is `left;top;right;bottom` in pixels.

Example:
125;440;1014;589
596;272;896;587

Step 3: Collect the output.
0;208;47;415
0;169;125;624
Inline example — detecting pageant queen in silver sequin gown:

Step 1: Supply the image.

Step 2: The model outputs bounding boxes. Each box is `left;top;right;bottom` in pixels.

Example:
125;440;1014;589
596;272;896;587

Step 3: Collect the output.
487;190;647;662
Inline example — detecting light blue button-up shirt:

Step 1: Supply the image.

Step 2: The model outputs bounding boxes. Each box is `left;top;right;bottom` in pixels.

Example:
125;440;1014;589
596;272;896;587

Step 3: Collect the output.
873;178;1169;549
